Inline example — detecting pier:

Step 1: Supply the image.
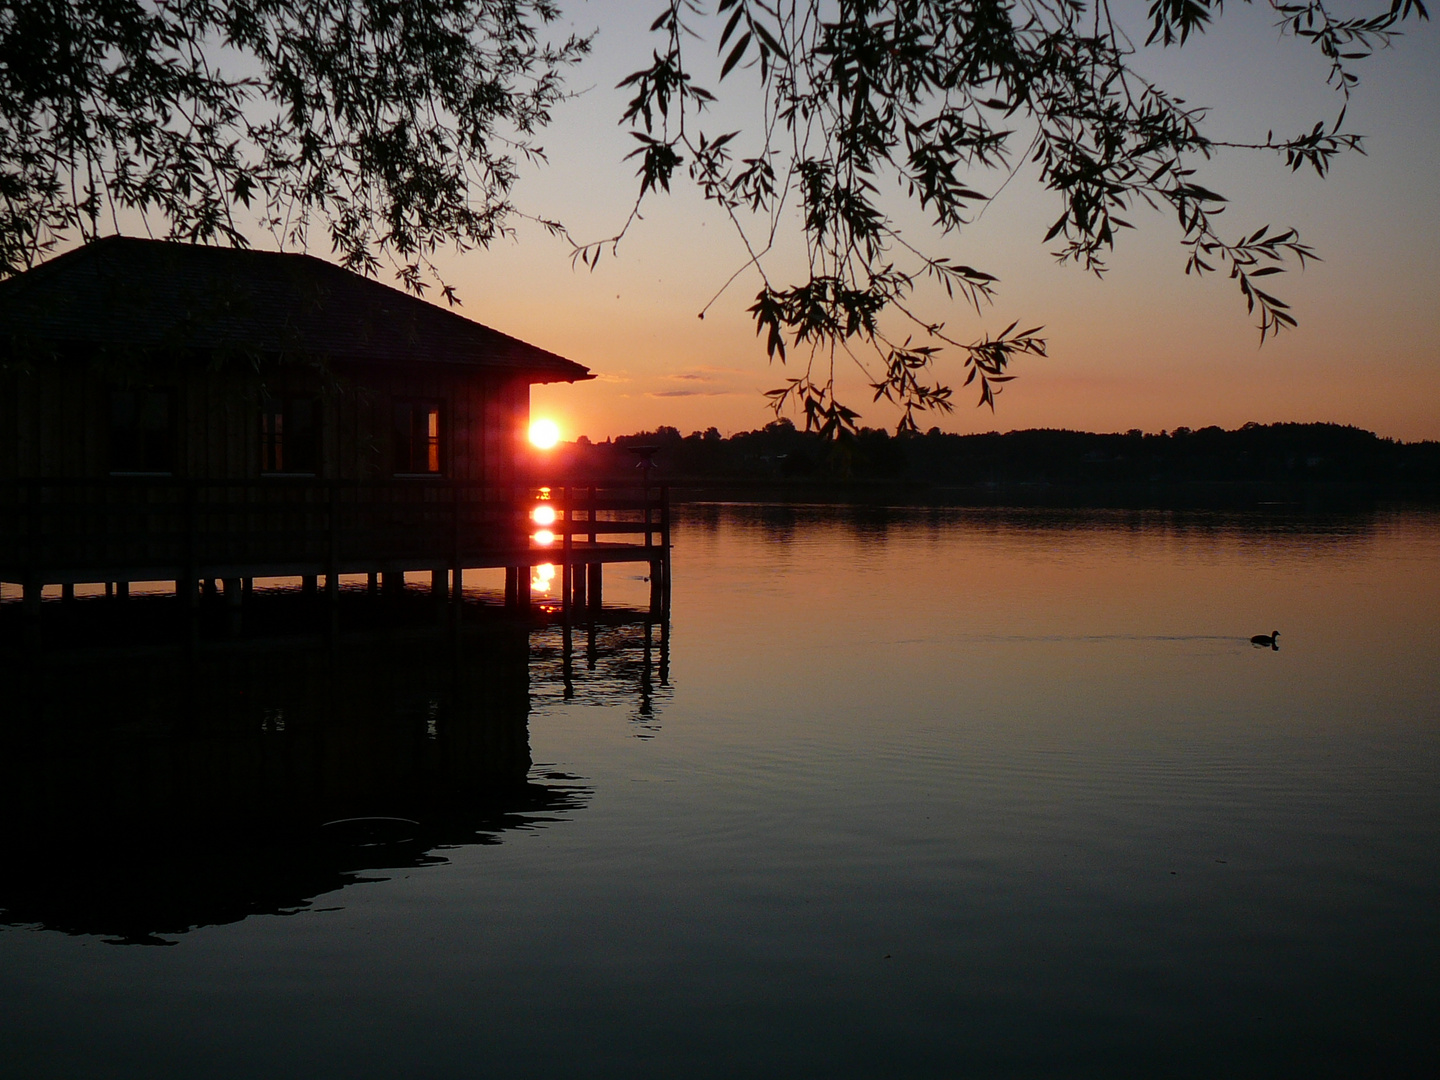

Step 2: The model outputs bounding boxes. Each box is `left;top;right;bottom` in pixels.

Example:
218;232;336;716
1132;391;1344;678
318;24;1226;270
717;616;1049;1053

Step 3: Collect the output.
0;477;671;646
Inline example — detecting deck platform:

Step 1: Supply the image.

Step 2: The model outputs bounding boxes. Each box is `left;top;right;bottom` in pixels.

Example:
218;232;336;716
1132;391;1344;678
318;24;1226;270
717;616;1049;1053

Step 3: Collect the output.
0;479;671;644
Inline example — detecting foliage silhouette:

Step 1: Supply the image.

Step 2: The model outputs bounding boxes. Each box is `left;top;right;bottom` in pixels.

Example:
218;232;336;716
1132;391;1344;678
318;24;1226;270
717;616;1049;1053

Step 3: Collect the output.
580;0;1427;430
0;2;1428;430
0;1;589;297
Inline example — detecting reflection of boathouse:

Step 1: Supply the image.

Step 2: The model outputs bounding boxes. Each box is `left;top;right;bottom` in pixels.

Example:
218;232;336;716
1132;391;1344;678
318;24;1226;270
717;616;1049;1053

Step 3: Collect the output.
0;609;669;943
0;238;670;637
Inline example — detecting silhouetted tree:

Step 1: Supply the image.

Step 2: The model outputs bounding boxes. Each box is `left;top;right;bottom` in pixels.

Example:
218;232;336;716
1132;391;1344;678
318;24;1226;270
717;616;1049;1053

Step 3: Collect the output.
586;0;1428;430
0;2;1427;430
0;1;589;296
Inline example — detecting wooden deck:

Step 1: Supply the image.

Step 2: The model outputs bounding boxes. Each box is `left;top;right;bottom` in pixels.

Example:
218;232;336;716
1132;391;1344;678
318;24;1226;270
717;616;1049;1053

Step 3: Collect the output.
0;478;671;633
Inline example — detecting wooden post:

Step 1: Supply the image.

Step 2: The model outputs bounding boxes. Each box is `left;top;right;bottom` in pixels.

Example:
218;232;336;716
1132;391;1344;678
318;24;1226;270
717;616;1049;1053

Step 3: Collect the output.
61;582;74;603
660;484;672;613
573;560;587;610
105;581;114;599
587;562;602;613
430;568;449;605
643;475;653;549
117;580;130;600
24;480;40;609
326;480;340;607
504;565;518;611
450;481;461;615
23;578;41;650
301;574;318;599
382;570;404;598
561;486;572;631
367;571;378;597
224;577;243;637
183;482;199;631
560;486;573;691
649;558;664;616
518;565;531;612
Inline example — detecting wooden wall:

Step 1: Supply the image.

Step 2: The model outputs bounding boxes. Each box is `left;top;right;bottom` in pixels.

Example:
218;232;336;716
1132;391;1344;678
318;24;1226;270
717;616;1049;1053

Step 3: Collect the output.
1;355;537;484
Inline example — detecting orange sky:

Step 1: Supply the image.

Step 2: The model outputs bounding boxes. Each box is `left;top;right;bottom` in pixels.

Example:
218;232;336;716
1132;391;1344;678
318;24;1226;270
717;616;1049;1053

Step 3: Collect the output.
412;3;1432;444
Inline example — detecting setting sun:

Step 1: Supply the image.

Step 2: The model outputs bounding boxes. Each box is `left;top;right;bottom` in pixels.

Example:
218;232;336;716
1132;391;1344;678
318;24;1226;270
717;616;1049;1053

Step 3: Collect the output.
529;418;560;449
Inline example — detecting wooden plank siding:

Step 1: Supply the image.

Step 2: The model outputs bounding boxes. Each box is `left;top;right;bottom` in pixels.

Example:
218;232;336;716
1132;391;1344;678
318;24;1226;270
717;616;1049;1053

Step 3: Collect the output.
1;361;532;484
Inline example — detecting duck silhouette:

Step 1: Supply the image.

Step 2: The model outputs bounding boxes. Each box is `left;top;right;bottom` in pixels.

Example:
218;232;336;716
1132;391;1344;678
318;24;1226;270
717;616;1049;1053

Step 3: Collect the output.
1250;630;1280;650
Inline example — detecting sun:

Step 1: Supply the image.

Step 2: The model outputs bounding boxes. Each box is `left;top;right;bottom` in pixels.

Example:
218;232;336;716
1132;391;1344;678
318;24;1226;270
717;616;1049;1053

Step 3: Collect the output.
529;418;560;450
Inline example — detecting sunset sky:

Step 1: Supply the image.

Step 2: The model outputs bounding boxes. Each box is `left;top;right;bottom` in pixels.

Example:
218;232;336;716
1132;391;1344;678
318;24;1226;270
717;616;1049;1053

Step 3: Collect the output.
412;2;1438;444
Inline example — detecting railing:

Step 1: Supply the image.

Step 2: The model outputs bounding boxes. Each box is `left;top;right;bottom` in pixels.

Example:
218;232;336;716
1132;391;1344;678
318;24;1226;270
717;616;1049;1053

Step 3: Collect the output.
0;478;669;585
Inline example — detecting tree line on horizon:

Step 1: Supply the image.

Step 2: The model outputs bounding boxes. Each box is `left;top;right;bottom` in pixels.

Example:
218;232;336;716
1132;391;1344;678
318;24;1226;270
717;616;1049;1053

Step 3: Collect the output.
550;421;1440;489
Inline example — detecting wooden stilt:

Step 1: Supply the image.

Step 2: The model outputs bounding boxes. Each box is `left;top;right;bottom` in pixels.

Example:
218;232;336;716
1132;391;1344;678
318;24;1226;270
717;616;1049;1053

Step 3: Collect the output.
224;577;243;637
649;558;664;615
23;579;41;650
562;488;572;630
61;582;74;602
587;562;602;613
573;561;587;610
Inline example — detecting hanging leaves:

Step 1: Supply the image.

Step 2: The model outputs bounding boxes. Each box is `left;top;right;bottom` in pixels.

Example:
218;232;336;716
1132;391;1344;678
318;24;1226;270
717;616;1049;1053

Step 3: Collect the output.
590;0;1426;433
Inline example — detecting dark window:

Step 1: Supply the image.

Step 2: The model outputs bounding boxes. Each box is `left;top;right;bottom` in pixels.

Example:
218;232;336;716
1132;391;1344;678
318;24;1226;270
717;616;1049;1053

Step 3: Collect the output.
109;388;175;473
261;397;320;474
393;400;443;474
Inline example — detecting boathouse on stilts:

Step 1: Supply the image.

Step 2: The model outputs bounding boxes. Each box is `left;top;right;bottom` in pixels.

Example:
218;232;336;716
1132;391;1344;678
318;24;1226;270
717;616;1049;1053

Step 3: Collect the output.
0;237;671;647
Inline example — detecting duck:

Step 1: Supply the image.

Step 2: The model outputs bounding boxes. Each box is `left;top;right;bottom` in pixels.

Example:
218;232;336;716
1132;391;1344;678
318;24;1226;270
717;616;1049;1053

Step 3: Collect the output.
1250;630;1280;649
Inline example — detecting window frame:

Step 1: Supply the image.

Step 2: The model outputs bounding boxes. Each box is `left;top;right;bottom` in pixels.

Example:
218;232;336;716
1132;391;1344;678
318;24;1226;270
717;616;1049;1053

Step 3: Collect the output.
392;398;446;477
260;394;322;476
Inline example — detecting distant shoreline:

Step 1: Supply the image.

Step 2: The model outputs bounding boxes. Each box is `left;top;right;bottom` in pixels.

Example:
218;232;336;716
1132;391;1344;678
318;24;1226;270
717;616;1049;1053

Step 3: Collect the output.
542;421;1440;510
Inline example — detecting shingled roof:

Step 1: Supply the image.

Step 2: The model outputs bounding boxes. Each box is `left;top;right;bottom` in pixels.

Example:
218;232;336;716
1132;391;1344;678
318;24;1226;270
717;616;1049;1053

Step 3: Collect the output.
0;236;592;383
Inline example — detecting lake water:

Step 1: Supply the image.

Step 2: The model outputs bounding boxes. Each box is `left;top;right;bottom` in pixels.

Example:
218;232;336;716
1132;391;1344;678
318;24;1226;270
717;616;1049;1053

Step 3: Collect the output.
2;504;1438;1078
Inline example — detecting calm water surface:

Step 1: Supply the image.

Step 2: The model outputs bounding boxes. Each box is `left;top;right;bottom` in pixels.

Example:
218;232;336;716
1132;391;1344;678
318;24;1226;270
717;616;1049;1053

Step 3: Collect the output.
2;504;1438;1078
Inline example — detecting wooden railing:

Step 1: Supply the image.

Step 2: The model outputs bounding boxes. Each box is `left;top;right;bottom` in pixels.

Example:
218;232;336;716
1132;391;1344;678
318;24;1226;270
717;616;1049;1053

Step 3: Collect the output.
0;478;669;585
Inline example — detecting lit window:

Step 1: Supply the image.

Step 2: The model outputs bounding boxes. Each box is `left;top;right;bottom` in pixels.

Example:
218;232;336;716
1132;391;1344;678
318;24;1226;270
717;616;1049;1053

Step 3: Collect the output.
394;400;444;475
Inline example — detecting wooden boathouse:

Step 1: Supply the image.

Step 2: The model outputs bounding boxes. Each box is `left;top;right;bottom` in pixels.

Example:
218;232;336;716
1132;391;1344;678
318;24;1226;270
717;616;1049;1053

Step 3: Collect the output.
0;238;670;639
